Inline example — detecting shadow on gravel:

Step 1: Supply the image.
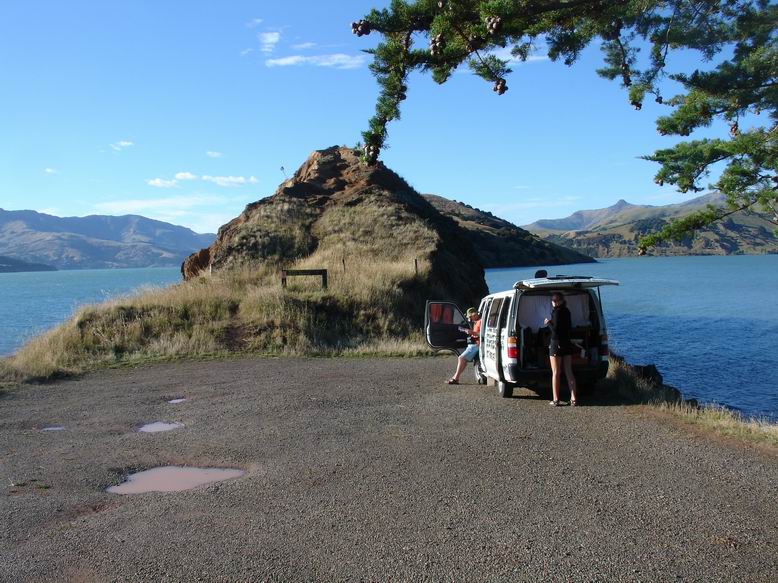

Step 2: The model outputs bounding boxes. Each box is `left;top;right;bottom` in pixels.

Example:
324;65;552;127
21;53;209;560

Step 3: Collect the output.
489;356;689;409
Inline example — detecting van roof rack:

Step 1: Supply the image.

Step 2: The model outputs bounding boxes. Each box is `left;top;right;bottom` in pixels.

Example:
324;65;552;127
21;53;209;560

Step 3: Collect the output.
513;275;620;290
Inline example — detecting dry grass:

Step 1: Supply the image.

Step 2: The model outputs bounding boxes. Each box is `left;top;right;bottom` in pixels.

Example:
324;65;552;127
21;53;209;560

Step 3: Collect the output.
602;356;778;449
0;232;436;383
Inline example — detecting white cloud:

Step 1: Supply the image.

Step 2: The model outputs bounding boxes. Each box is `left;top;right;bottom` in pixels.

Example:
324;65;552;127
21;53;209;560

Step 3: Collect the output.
95;195;228;214
110;140;134;151
246;18;263;28
146;178;179;188
206;151;224;158
44;167;58;175
258;31;281;53
202;175;258;187
291;42;316;50
240;48;254;57
266;53;368;70
489;47;549;64
175;171;198;181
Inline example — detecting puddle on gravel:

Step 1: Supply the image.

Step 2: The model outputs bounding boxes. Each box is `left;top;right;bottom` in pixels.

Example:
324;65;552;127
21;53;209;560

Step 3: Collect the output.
137;422;183;433
41;426;65;432
167;398;187;404
107;466;245;494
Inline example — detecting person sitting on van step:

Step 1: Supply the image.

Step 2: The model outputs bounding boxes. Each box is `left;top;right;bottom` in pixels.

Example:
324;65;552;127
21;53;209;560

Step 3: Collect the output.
544;293;579;406
446;308;481;385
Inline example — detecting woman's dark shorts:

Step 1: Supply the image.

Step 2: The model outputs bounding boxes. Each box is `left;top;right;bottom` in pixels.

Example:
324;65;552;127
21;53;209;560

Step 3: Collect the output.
549;344;572;357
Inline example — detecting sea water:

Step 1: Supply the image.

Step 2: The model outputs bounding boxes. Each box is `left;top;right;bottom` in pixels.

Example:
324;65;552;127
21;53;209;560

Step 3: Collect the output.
486;255;778;420
0;267;180;356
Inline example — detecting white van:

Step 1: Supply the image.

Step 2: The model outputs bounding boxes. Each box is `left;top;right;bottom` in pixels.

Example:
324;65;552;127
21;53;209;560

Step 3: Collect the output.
425;273;619;398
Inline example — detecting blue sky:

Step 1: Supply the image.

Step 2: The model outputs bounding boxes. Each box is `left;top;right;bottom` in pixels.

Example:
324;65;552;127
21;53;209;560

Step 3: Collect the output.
0;1;734;233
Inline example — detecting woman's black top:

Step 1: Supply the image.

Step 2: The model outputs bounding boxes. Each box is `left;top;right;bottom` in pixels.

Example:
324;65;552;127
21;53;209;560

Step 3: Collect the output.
549;304;573;351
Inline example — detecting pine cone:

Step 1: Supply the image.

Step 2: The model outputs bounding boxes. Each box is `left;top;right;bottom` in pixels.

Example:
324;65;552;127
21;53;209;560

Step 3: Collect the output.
730;122;739;137
351;20;371;37
485;16;502;35
631;100;642;110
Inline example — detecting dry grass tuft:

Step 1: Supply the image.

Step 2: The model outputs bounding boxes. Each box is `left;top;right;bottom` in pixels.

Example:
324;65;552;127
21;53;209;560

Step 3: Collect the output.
602;356;778;448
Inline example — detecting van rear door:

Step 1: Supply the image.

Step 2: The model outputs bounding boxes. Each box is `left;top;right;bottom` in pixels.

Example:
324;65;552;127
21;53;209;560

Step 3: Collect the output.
424;301;469;352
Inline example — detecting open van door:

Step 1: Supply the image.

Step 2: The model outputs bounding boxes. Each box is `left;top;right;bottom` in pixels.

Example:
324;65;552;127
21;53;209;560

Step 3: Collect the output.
425;301;469;352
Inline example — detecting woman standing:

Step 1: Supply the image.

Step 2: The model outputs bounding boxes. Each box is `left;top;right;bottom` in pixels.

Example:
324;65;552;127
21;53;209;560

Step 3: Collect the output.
544;293;578;406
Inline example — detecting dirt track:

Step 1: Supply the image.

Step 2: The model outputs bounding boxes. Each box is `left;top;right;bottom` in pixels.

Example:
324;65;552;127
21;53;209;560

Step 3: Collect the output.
1;357;776;582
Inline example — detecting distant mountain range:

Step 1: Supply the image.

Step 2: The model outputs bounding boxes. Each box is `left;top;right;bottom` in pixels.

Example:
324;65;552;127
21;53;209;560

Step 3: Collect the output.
523;193;778;257
423;195;593;267
0;209;215;270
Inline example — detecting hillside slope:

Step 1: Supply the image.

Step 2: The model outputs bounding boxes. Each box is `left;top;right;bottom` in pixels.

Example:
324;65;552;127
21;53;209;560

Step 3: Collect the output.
423;194;593;267
0;209;215;269
0;255;56;273
523;193;778;257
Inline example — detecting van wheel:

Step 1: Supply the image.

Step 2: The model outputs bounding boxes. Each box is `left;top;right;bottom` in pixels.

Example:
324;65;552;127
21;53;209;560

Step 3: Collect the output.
474;364;487;385
497;381;513;399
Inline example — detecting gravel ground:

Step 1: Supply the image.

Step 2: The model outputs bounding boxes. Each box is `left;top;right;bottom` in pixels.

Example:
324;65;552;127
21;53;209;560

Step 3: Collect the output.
1;357;776;582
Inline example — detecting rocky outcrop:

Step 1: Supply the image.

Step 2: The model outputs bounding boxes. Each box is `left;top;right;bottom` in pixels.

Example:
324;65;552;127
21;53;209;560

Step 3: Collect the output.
181;248;210;280
183;146;488;310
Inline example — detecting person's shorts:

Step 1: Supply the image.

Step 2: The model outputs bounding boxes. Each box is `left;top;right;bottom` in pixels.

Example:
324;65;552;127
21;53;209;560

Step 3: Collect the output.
549;344;572;357
461;344;479;362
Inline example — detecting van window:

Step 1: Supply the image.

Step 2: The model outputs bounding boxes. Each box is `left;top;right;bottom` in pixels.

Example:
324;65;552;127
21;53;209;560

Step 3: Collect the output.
429;303;465;326
487;298;503;328
498;298;510;330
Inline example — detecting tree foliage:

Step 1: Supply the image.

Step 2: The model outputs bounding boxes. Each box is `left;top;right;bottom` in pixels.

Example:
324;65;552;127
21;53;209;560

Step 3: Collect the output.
353;1;777;249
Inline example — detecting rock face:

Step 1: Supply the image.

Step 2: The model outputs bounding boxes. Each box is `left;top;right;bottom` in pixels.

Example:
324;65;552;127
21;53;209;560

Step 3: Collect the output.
181;248;210;280
183;146;488;310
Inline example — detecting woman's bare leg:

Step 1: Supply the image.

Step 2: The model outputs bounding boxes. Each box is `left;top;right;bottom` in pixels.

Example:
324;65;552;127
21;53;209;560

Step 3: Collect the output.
563;355;577;403
550;356;562;402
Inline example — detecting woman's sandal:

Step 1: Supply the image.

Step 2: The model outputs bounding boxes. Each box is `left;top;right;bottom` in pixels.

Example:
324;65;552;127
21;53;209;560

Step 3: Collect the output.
446;378;459;385
549;400;560;406
570;400;578;407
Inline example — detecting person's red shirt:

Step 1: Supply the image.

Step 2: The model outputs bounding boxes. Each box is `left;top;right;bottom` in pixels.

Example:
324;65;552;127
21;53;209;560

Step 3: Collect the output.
471;319;481;345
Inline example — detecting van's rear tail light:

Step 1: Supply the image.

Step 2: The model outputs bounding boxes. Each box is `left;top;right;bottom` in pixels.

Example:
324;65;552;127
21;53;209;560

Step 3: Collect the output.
507;336;518;359
600;335;609;357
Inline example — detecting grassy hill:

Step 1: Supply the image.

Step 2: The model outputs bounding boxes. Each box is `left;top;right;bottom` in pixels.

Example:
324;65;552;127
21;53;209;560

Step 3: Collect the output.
524;193;778;257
